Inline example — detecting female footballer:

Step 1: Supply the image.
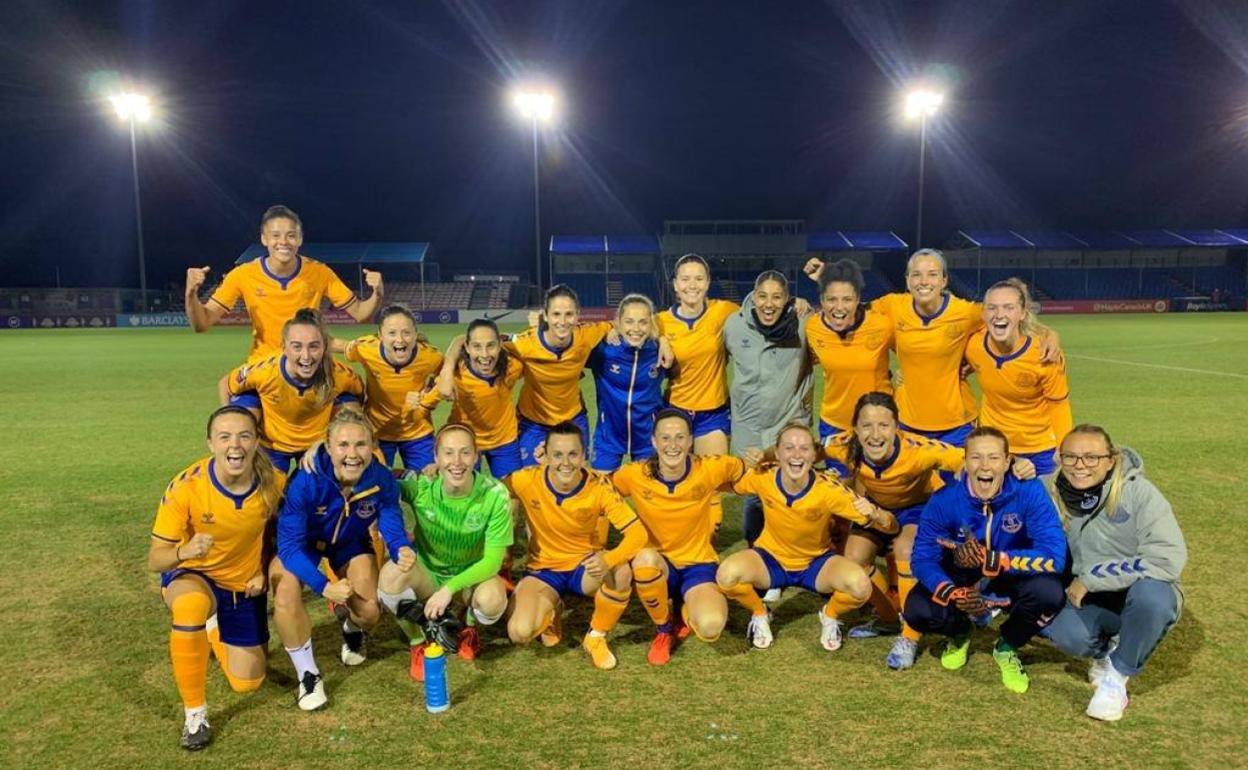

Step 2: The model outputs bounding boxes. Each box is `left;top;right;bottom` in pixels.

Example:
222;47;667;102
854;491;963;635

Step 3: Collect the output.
963;279;1073;476
343;304;443;470
185;204;384;363
1042;425;1186;721
611;408;746;665
377;424;514;681
436;318;526;479
718;422;896;651
271;410;412;710
147;406;285;750
507;422;648;670
588;294;668;473
219;308;364;472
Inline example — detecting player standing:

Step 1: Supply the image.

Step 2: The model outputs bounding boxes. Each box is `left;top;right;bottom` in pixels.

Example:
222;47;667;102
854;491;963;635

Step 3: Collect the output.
147;406;285;750
588;294;668;473
184;205;384;362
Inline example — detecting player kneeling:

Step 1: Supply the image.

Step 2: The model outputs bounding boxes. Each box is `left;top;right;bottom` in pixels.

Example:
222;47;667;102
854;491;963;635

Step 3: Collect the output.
271;410;414;710
377;424;513;681
147;406;286;750
507;422;648;669
718;423;896;651
906;427;1066;693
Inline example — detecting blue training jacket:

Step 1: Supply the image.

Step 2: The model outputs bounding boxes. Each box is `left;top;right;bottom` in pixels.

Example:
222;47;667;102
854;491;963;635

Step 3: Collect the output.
912;474;1067;594
589;338;666;453
277;447;410;595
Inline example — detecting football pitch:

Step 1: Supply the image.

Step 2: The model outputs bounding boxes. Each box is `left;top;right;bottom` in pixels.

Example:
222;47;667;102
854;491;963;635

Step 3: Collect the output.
1;313;1245;769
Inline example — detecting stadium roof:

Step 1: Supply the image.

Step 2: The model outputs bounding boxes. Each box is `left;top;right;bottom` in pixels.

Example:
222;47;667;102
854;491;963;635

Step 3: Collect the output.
953;228;1248;250
548;235;661;254
806;231;909;251
235;242;430;264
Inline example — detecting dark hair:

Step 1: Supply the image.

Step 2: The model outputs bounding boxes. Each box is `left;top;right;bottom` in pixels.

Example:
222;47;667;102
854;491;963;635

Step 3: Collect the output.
818;259;865;301
544;283;580;310
260;204;301;230
545;420;585;448
645;408;693;478
205;406;281;512
282;308;334;405
461;318;510;375
674;253;710;276
965;425;1010;454
378;303;417;328
845;391;900;474
754;269;788;292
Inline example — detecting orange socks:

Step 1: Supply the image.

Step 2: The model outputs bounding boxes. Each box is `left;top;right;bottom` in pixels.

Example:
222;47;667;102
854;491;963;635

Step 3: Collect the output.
720;581;766;616
589;585;631;634
169;592;212;709
633;566;670;626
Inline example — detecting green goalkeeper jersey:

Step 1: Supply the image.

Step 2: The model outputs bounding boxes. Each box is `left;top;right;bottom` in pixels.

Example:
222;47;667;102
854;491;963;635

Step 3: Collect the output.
399;471;513;591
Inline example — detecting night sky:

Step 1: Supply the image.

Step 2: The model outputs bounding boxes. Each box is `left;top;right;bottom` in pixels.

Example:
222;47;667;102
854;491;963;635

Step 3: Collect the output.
2;0;1247;289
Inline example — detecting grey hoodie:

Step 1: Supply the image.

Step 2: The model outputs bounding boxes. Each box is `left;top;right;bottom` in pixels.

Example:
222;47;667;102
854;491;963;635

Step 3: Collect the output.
1063;447;1187;594
723;292;813;454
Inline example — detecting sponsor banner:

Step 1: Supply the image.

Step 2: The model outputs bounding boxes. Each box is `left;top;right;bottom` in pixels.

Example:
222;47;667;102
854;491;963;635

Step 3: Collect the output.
0;314;116;329
217;309;460;325
116;313;190;327
1040;299;1170;314
1171;298;1236;313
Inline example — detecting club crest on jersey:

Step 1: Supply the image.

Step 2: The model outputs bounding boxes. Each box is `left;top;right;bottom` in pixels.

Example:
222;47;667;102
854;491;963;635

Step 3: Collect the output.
353;499;377;519
201;511;216;525
254;287;265;298
944;326;962;339
648;365;660;378
1001;512;1023;534
464;513;485;530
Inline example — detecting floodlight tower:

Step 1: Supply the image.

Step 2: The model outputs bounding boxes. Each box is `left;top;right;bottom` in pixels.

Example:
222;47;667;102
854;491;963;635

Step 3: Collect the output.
511;88;557;292
904;88;944;249
109;91;154;311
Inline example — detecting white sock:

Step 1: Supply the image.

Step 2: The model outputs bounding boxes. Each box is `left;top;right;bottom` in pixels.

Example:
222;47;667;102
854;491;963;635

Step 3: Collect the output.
588;629;606;638
378;587;416;615
285;639;319;680
472;607;503;626
184;704;207;727
342;616;361;634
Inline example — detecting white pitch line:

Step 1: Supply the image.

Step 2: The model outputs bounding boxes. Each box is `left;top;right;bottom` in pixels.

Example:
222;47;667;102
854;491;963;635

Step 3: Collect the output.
1076;337;1222;353
1066;352;1248;380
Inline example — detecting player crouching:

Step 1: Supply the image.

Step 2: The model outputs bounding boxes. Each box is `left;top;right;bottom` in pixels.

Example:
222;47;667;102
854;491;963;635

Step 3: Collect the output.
271;410;414;710
377;424;513;682
905;427;1066;693
507;423;647;669
718;423;897;651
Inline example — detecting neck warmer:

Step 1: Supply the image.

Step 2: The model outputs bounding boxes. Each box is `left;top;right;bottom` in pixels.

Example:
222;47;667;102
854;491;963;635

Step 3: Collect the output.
1056;472;1107;516
752;299;801;350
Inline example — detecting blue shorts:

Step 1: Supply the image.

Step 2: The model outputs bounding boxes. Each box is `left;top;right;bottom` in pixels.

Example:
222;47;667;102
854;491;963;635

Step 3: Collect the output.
818;420;849;477
517;412;590;468
1016;448;1058;477
669;403;731;439
264;447;302;474
591;422;655;473
229;391;262;410
900;421;975;448
479;440;524;479
161;569;269;647
664;558;718;599
313;533;375;575
527;564;591;597
851;503;923;546
756;547;835;595
380;434;435;471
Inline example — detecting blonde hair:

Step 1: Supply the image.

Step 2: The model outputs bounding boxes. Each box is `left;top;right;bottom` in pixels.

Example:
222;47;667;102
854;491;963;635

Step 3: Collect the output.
985;277;1050;337
907;248;948;277
1046;424;1125;524
282;308;335;405
617;293;658;339
325;407;375;443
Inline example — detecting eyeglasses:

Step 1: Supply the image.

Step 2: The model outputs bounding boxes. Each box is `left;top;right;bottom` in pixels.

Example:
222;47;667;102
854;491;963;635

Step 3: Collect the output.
1059;453;1113;467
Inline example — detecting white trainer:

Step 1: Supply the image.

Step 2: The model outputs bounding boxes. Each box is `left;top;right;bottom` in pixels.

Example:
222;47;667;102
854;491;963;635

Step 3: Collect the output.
297;672;328;711
1086;668;1129;721
746;612;774;649
1088;638;1119;683
819;612;843;652
762;588;782;605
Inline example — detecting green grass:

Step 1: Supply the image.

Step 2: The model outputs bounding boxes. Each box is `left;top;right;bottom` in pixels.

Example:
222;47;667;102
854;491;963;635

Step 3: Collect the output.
1;314;1246;769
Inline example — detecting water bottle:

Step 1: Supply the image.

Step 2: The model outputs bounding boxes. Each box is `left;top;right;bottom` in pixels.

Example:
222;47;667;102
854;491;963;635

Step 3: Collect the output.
423;643;450;713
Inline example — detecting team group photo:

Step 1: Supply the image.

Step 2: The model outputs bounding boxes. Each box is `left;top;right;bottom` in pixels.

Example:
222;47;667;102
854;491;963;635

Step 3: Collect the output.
2;2;1245;768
